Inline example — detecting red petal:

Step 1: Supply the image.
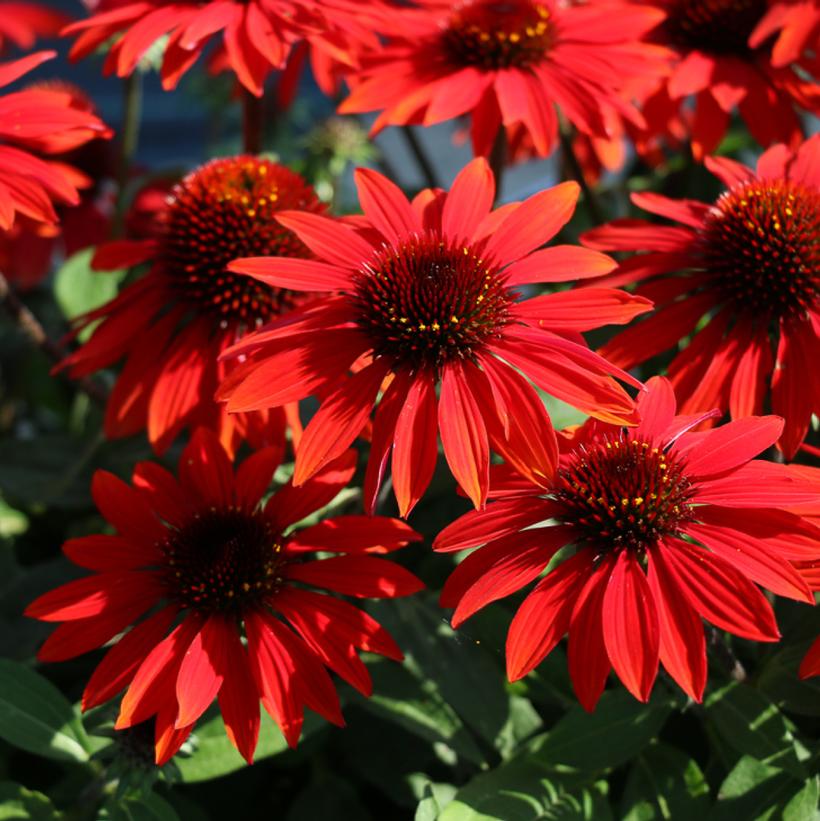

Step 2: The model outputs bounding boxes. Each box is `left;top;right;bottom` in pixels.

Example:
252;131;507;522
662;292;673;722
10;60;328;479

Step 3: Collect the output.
602;550;659;703
681;416;784;478
633;376;677;441
354;167;421;242
175;615;230;728
179;428;235;507
132;461;195;527
275;211;375;269
289;515;420;553
393;373;439;518
659;537;779;642
235;445;282;509
285;555;424;598
92;239;156;269
647;548;707;702
434;497;560;552
799;636;820;680
441;157;494;243
513;289;653;331
568;560;613;711
504;245;616;285
362;369;412;514
62;534;155;571
265;450;357;529
694;461;820;507
687;521;812;603
293;358;389;485
484;182;579;265
506;550;594;681
438;361;489;509
217;626;260;764
91;470;167;546
82;607;177;711
451;527;571;628
227;257;352;291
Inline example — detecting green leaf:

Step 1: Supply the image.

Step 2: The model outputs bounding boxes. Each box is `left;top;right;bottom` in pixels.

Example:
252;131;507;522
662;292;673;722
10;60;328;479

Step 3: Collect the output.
0;782;59;820
368;596;510;751
362;658;484;766
176;711;320;782
704;682;806;777
440;764;609;821
53;248;126;329
99;793;180;821
285;771;373;821
414;780;457;821
707;757;815;821
0;498;27;538
758;644;820;717
0;660;90;762
528;690;673;771
620;743;710;820
782;777;819;821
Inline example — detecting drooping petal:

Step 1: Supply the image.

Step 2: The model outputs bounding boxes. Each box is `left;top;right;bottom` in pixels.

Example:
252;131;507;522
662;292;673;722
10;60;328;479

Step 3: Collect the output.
601;549;659;703
658;537;779;642
506;550;594;682
216;625;260;764
438;361;489;509
647;547;707;702
288;515;421;553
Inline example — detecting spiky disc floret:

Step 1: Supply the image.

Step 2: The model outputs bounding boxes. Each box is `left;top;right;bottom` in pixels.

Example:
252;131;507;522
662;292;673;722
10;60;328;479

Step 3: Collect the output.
443;0;553;69
160;156;323;326
351;233;514;371
699;178;820;320
161;509;283;613
663;0;767;54
555;436;695;554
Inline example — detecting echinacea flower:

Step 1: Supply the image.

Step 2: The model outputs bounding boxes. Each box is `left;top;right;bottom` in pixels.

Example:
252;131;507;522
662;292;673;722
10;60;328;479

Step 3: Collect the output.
0;51;109;232
222;158;651;515
60;156;325;456
633;0;819;158
26;430;423;765
582;135;820;459
62;0;383;97
338;0;670;158
0;2;70;54
434;377;820;709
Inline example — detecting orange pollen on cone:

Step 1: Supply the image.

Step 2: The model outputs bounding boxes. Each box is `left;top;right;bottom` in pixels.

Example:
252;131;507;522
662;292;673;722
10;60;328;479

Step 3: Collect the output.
555;436;695;555
351;233;513;371
160;508;285;613
159;156;322;327
663;0;767;54
444;0;553;69
699;178;820;320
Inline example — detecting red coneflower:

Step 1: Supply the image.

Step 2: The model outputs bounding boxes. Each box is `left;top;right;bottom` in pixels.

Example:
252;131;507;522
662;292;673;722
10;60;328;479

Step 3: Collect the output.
62;0;382;97
221;158;651;515
0;51;109;232
0;2;70;54
633;0;819;158
338;0;670;158
60;156;325;456
26;430;423;765
582;135;820;459
434;377;820;709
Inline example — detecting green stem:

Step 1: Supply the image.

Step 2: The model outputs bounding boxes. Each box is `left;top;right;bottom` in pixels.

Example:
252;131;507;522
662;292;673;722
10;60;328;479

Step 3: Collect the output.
242;89;264;155
558;124;604;225
114;73;142;237
0;271;108;404
401;125;439;189
489;127;507;203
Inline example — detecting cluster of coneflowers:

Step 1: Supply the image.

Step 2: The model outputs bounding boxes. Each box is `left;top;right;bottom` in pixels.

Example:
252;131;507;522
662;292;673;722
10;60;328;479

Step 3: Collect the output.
1;0;818;767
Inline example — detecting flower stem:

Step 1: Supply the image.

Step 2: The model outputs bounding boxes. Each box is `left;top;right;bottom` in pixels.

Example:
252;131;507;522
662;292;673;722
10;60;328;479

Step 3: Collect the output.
242;89;264;155
401;125;439;189
0;271;108;405
489;127;507;202
114;73;142;237
558;123;604;225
